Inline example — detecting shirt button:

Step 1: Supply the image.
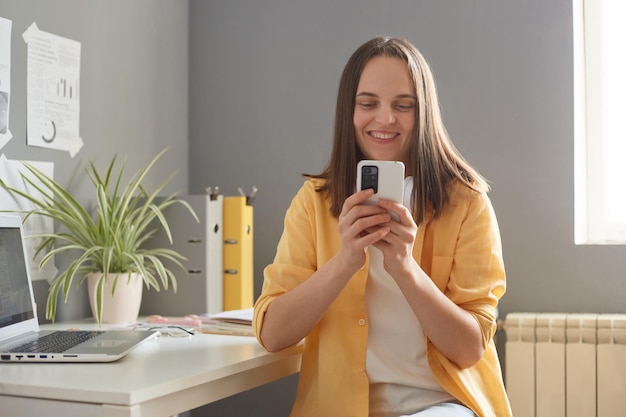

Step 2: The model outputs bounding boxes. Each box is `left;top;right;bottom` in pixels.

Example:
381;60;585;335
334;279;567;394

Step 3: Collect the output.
358;319;366;326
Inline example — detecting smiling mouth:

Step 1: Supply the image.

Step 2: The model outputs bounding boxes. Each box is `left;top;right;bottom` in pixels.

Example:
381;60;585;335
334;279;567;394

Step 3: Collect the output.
369;131;397;140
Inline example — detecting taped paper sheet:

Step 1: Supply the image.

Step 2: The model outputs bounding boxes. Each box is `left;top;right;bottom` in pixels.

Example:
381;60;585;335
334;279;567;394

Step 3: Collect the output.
0;17;12;149
0;154;58;282
23;22;83;157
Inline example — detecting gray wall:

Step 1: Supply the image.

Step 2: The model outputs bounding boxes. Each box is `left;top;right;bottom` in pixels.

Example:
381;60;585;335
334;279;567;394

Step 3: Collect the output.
0;0;189;321
2;0;625;416
189;0;626;320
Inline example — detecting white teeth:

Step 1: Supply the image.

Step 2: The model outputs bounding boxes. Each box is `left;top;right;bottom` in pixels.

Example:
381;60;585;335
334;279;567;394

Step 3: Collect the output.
371;132;396;140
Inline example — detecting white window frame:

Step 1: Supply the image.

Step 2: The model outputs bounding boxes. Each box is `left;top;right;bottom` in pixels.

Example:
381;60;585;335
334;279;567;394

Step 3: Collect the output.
574;0;626;244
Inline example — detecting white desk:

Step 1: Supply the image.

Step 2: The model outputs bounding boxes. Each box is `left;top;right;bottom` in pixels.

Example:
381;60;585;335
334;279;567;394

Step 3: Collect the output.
0;322;302;417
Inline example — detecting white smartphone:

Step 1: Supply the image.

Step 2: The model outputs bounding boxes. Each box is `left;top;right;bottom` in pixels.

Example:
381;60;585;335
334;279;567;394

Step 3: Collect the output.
356;160;405;219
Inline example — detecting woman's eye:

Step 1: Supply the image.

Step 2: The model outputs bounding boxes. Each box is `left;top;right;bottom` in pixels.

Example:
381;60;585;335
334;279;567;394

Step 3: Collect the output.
357;102;377;109
395;102;415;111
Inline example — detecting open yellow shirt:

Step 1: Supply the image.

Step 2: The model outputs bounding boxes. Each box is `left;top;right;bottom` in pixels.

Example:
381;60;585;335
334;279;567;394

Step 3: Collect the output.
253;179;512;417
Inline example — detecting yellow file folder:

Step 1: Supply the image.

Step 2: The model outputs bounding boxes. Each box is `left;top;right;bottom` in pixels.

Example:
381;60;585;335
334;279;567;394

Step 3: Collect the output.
222;196;254;310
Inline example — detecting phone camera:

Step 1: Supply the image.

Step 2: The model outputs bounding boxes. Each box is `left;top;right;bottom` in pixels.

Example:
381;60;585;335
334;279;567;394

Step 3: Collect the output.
361;165;378;193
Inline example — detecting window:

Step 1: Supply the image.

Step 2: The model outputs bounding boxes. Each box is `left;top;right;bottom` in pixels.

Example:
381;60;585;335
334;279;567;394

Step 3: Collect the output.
574;0;626;244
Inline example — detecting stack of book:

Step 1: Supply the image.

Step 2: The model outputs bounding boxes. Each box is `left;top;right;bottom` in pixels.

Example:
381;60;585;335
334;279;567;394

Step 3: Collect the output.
199;308;254;336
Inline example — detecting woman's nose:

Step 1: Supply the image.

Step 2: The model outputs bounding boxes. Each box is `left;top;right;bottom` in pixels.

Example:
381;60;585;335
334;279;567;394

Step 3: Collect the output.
375;105;396;124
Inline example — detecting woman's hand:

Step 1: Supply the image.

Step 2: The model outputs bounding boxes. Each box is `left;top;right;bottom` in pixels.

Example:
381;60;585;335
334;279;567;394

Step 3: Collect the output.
368;198;484;368
371;198;418;279
260;188;393;352
337;188;392;273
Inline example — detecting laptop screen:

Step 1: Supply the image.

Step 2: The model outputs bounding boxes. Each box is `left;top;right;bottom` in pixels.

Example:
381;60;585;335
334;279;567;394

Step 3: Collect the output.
0;219;36;329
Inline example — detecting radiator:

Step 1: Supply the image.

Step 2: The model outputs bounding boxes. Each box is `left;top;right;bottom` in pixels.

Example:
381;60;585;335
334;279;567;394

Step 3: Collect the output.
504;312;626;417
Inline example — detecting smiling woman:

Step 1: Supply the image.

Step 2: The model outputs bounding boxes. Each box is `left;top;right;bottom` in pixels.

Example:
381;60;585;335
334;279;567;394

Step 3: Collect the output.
253;36;511;417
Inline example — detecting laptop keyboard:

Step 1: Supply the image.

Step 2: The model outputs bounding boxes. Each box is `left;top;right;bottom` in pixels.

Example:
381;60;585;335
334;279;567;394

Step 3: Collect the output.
8;331;104;353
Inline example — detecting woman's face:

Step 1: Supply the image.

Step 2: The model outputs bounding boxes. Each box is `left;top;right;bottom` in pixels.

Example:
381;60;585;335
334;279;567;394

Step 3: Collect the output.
353;56;416;165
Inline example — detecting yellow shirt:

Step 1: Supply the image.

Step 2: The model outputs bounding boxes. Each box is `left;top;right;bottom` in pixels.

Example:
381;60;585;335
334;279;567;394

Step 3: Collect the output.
253;178;512;417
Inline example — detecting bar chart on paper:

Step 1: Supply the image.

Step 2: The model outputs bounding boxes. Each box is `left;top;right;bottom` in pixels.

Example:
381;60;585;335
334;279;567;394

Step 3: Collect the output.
49;77;79;100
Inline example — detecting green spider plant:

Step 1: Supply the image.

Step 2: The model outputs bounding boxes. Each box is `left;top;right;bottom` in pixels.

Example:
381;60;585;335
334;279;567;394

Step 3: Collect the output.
0;148;198;325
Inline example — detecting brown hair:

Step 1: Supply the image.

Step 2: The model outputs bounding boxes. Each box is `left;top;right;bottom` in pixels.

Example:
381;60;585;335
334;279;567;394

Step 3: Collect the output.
305;36;489;224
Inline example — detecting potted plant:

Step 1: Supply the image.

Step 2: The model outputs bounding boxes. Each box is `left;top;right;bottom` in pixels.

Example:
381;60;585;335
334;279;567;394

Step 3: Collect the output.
0;148;198;325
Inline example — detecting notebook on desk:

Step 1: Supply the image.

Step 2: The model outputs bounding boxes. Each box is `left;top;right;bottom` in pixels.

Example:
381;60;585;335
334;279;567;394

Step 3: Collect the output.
0;215;158;363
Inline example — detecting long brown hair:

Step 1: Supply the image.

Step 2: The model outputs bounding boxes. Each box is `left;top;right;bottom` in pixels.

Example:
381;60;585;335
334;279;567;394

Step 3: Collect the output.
306;36;489;224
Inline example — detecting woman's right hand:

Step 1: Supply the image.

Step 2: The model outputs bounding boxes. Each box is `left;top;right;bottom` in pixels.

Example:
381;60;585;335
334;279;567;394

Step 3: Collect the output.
337;188;392;273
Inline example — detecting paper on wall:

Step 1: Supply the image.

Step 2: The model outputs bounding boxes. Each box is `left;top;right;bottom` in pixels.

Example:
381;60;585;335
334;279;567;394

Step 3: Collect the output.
0;154;57;282
0;17;13;149
23;22;83;157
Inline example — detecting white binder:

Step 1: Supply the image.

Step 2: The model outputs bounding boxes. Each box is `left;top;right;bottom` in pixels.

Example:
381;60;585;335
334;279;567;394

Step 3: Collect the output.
139;191;224;315
206;192;223;314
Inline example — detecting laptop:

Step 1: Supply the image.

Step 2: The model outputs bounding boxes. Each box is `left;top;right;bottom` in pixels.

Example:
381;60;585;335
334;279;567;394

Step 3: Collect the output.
0;215;158;362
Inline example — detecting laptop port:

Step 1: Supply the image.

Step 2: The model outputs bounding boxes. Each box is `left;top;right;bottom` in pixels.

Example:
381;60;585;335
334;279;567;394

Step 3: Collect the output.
40;355;47;359
1;354;10;360
27;355;36;358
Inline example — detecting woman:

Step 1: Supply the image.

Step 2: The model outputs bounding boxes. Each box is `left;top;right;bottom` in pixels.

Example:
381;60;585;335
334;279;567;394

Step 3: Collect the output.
253;36;511;417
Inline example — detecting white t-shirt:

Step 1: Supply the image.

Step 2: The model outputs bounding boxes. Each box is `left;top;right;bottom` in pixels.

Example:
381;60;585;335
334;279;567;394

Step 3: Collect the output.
365;177;455;417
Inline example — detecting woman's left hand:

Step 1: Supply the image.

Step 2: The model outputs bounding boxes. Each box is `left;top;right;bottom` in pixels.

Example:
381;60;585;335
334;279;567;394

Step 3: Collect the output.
370;198;418;278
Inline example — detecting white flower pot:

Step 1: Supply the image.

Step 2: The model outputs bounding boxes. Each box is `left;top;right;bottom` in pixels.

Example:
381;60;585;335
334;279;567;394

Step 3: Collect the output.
87;272;143;324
